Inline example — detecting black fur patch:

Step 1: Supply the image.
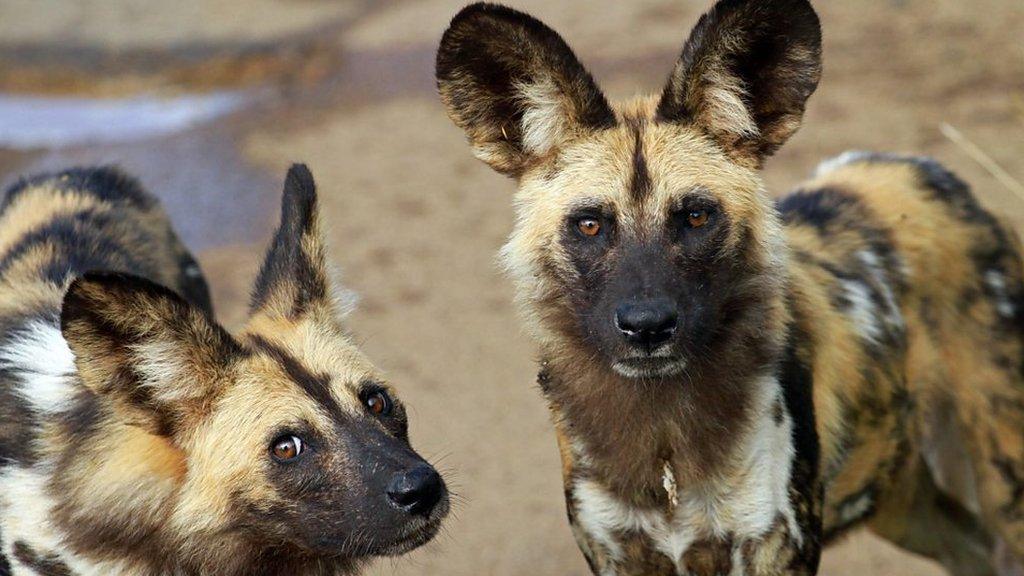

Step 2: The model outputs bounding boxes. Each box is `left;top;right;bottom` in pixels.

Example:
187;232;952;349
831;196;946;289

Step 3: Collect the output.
1;166;154;214
247;335;341;420
777;187;860;233
628;122;652;203
250;164;328;318
11;541;74;576
0;209;152;286
778;316;823;567
174;248;214;317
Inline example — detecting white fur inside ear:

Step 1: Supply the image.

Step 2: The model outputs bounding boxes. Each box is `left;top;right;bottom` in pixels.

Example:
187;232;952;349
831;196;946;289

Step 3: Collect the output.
516;76;571;157
700;67;759;139
131;339;191;403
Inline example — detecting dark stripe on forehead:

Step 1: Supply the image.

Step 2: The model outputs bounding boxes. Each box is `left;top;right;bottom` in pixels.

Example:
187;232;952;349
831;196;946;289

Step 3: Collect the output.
248;335;342;418
629;121;652;203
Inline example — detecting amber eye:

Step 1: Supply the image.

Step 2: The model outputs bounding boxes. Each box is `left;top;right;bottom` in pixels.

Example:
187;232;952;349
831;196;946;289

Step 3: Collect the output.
576;218;601;237
363;389;392;416
270;435;304;461
687;210;709;228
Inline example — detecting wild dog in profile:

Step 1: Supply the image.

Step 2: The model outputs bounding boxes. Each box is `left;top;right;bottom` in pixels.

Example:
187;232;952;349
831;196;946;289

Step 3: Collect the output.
0;165;448;575
437;1;1024;574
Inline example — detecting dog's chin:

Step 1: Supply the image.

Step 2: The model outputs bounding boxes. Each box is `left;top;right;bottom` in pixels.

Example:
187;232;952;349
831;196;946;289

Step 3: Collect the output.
611;356;687;379
372;500;450;557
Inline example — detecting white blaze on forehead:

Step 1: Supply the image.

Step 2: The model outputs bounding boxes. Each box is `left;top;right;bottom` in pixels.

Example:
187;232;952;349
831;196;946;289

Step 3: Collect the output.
0;321;76;414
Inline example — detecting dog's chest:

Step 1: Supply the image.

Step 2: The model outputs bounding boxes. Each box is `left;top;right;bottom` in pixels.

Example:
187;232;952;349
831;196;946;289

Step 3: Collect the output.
569;384;803;575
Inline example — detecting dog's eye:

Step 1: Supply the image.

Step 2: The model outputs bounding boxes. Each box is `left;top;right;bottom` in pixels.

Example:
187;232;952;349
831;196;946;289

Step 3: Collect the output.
576;218;601;237
363;389;392;416
271;435;304;461
687;210;709;228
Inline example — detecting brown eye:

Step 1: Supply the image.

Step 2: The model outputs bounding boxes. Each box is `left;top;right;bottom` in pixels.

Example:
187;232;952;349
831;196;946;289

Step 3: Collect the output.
577;218;601;237
271;435;303;461
687;210;709;228
363;390;392;416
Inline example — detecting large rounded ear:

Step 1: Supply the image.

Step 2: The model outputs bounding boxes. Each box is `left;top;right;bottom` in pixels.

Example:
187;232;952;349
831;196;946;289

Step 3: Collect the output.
436;3;617;177
656;0;822;166
250;164;340;321
61;271;241;436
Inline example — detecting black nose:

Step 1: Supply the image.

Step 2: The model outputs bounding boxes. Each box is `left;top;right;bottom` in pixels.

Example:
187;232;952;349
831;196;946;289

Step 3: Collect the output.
386;464;444;516
615;300;678;350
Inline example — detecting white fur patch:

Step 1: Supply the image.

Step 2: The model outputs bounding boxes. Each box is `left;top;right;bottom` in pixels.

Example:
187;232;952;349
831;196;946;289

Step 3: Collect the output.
130;338;189;402
984;270;1016;319
838;279;883;343
611;358;687;379
837;491;874;524
0;465;117;575
701;77;759;139
572;376;801;572
516;76;570;157
839;251;905;345
0;321;76;414
813;150;877;177
327;263;358;319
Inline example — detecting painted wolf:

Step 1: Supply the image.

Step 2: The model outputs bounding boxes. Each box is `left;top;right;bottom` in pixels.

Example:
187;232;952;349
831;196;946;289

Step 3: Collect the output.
0;165;448;575
437;1;1024;574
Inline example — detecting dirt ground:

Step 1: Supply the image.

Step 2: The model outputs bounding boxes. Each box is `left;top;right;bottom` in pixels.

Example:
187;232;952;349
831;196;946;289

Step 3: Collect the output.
2;1;1023;574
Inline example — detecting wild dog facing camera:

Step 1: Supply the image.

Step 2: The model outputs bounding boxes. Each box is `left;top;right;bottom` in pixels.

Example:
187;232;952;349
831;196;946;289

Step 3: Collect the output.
439;1;1024;576
437;0;818;382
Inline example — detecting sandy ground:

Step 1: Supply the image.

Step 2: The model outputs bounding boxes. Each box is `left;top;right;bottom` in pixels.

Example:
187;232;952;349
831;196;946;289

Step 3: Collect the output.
2;0;1024;574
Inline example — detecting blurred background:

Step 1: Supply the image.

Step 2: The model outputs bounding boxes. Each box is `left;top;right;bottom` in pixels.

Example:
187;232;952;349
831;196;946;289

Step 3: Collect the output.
1;0;1021;574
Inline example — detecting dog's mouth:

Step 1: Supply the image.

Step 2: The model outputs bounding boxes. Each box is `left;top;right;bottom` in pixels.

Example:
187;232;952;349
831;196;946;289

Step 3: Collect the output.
612;355;686;379
373;496;450;557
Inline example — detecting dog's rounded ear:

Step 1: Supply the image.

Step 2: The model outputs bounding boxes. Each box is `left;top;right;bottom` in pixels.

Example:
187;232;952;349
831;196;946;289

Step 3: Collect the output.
436;3;616;177
61;271;241;436
656;0;822;166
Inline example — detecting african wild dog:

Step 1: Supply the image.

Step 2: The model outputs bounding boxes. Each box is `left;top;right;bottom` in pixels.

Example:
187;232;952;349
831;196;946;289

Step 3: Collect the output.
0;165;448;575
437;0;1024;574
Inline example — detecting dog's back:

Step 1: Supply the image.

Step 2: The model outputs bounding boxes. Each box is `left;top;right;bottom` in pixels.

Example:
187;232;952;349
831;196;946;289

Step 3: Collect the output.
0;167;212;574
782;153;1024;556
0;167;211;322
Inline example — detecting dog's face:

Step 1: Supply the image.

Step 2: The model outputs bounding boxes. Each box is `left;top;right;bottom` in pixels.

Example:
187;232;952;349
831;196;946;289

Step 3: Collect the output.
60;166;448;562
437;0;821;379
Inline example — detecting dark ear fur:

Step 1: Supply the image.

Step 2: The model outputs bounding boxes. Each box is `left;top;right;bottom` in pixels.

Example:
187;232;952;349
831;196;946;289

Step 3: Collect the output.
657;0;822;165
61;271;240;436
250;164;332;319
436;2;616;176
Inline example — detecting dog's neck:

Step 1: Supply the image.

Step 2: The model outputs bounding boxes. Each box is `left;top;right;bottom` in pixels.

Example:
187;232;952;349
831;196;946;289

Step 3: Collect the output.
537;285;790;506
